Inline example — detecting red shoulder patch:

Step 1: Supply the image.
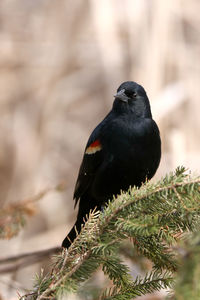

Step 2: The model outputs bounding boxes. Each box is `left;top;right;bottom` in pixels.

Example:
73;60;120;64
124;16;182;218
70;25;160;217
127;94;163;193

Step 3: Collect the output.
85;139;102;154
90;140;101;148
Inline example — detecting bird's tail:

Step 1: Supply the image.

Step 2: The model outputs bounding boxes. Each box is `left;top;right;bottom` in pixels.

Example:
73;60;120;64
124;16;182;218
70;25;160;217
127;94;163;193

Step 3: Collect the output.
62;218;82;248
62;197;102;248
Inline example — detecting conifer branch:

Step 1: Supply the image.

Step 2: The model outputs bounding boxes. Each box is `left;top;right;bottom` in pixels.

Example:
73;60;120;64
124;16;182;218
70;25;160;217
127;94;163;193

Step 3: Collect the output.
20;167;200;299
172;233;200;300
101;270;173;299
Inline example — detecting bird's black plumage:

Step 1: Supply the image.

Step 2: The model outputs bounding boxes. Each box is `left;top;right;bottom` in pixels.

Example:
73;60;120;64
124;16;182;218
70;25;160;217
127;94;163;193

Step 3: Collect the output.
62;81;161;248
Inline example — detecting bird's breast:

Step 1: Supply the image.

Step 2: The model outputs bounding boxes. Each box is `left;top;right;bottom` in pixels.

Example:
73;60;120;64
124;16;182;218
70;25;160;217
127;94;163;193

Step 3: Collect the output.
102;117;151;154
91;117;161;201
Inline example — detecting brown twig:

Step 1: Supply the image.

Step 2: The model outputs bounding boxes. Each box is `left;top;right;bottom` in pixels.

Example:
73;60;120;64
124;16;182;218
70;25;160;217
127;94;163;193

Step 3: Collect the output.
0;181;67;239
0;247;61;274
1;181;67;214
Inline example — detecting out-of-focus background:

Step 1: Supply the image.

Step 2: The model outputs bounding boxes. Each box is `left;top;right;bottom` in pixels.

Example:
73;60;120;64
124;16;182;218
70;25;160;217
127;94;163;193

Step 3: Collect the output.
0;0;200;299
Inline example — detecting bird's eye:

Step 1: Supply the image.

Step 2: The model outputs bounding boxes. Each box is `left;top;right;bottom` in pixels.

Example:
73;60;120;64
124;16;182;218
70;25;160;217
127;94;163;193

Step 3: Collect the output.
132;92;137;98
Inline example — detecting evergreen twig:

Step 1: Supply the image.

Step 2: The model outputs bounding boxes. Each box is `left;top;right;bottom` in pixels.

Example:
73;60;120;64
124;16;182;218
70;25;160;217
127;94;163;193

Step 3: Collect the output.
19;167;200;299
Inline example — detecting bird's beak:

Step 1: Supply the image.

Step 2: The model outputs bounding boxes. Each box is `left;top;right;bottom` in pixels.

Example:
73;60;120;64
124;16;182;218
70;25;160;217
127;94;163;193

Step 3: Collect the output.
114;89;129;103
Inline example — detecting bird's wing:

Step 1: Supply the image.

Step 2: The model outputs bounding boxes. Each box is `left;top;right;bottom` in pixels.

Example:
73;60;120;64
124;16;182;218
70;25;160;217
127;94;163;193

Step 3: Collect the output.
73;125;104;208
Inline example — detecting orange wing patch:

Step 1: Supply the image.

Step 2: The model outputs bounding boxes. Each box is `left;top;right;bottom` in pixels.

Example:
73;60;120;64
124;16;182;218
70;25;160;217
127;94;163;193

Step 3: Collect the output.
85;139;102;154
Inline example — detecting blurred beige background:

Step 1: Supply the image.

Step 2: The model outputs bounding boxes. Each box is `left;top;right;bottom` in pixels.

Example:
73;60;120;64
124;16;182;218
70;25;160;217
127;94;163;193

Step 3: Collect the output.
0;0;200;299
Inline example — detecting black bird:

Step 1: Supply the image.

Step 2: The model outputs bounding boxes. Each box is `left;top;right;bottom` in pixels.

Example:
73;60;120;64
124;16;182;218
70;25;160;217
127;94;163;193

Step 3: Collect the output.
62;81;161;248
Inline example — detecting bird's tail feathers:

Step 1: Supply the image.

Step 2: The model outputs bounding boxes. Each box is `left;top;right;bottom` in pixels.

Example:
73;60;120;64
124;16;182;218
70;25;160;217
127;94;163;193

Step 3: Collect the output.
61;218;82;248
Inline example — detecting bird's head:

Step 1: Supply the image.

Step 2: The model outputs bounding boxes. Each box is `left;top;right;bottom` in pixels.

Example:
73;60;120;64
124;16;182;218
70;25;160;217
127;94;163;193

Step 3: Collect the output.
113;81;152;118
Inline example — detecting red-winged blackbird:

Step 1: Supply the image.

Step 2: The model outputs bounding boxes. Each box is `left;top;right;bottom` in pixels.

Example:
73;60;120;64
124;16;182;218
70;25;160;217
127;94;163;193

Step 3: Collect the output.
62;81;161;248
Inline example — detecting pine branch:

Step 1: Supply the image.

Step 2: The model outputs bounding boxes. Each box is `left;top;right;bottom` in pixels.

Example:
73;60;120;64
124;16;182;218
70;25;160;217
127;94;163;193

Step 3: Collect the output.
101;270;173;299
20;167;200;299
172;233;200;300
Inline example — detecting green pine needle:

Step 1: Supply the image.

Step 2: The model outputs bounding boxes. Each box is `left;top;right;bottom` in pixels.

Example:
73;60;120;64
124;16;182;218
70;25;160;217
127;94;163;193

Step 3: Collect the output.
20;167;200;300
